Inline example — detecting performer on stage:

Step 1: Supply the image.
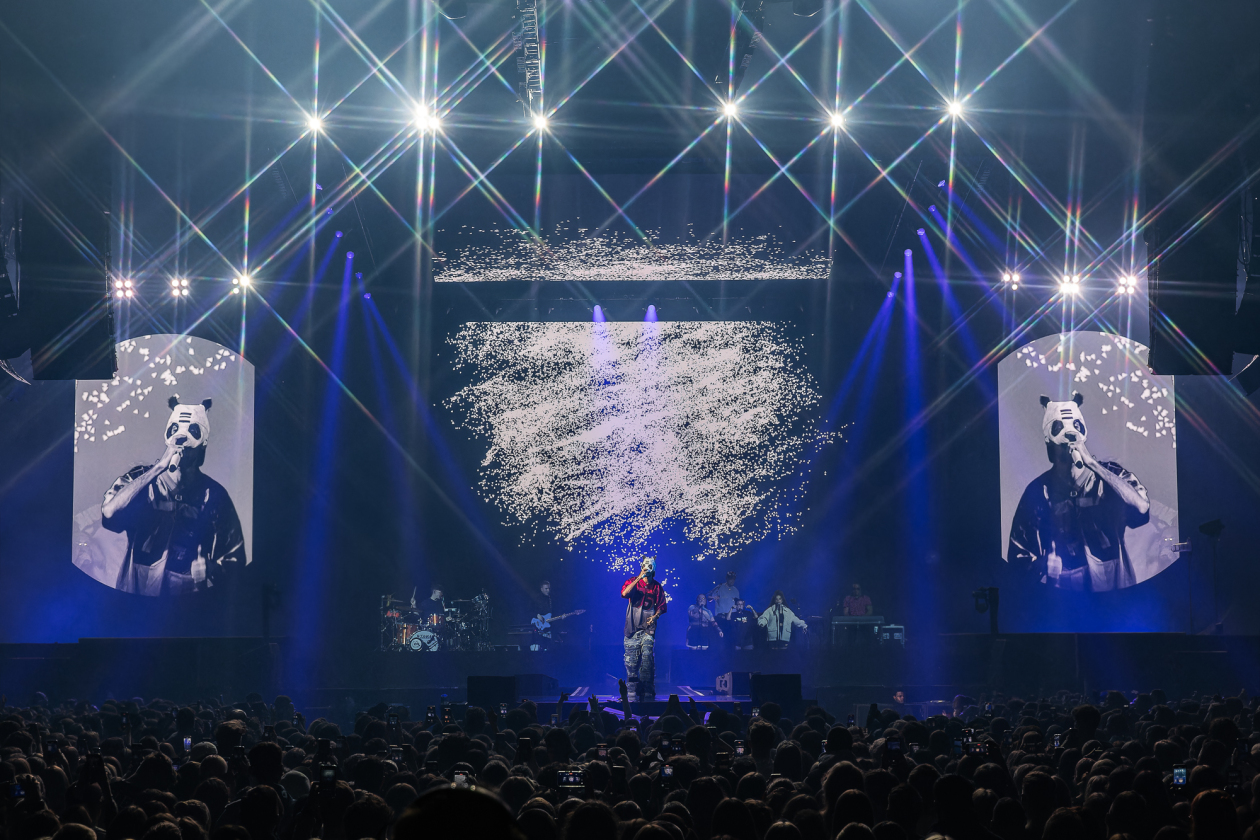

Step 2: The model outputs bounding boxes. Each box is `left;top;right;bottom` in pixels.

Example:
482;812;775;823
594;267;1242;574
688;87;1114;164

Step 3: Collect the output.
621;556;667;702
757;590;808;650
843;583;873;616
686;593;722;650
414;585;445;622
706;571;740;615
722;597;758;650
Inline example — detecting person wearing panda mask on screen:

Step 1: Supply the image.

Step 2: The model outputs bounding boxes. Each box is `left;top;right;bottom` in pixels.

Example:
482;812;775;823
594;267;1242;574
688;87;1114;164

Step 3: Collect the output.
1007;392;1151;591
101;396;246;596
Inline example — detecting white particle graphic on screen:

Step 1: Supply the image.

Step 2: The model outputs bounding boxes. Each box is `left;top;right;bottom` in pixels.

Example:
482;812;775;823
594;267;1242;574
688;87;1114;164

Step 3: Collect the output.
435;226;829;283
447;321;837;570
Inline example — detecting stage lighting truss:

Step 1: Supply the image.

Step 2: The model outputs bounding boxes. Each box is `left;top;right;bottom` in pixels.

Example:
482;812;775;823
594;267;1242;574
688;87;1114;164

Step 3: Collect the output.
1118;275;1139;295
719;0;765;99
1059;274;1083;295
1001;271;1021;289
513;0;543;119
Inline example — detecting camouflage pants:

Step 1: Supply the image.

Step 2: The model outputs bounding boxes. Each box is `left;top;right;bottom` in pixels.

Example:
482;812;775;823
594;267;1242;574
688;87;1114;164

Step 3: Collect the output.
623;629;656;700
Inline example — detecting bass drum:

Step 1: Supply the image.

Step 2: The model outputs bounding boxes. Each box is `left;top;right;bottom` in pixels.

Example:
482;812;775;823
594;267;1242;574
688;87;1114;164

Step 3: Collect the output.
409;629;440;652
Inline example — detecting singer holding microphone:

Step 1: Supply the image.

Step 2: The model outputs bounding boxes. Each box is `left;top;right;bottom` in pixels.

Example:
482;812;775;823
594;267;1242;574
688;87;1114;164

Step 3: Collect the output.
1008;393;1151;592
757;591;808;651
100;397;245;596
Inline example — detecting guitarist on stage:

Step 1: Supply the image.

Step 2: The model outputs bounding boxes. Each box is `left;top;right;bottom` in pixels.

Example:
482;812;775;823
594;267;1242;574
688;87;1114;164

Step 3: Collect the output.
528;580;585;650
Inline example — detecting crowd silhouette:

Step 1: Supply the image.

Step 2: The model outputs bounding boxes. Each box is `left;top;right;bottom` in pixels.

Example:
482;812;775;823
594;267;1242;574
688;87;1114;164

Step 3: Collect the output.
2;682;1258;840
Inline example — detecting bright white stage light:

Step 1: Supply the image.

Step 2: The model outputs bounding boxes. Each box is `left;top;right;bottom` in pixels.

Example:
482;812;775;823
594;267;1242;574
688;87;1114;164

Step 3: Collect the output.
114;279;123;290
124;279;133;289
235;273;252;288
115;290;125;299
948;100;963;117
1002;272;1012;284
1060;274;1082;294
124;289;133;298
415;106;441;132
532;113;548;131
723;101;739;119
1118;275;1138;294
306;114;323;133
829;112;844;129
172;288;181;297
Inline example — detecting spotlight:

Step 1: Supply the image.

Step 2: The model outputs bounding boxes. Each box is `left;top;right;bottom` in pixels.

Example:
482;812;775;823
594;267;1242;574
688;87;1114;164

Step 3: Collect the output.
1002;272;1012;284
234;273;252;288
179;278;189;288
1118;275;1138;295
114;279;123;290
947;100;963;117
115;290;124;299
1002;271;1021;289
593;304;606;323
171;279;180;288
124;279;133;289
1060;274;1082;294
306;114;323;133
415;107;441;132
723;101;739;119
124;289;133;298
363;292;372;300
171;288;181;297
532;113;548;132
645;304;657;322
829;112;844;129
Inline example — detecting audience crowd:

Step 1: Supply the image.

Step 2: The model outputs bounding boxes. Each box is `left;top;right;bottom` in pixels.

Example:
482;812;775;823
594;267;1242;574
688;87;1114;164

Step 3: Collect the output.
3;683;1260;840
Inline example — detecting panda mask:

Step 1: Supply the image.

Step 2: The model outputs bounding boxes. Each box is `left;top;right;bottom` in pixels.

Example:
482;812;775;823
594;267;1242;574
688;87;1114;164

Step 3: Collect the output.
1040;392;1087;445
164;396;212;472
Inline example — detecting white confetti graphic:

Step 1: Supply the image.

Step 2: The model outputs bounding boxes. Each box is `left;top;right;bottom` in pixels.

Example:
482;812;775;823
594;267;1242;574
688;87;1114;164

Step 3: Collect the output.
447;321;838;571
435;226;829;283
1012;333;1175;448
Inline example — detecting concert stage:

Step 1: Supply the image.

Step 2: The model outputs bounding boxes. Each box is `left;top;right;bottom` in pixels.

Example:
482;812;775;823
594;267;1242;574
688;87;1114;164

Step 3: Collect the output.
4;633;1260;715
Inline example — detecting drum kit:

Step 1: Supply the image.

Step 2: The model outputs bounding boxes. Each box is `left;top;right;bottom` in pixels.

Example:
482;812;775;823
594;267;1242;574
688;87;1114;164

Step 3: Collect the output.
380;592;493;652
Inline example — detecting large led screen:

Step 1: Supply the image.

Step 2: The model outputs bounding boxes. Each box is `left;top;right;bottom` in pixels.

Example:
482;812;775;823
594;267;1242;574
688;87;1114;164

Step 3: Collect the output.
999;332;1178;593
71;335;255;596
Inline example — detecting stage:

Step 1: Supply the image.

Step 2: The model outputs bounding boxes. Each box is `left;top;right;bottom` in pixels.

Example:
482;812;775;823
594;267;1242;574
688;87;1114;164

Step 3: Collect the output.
4;633;1259;716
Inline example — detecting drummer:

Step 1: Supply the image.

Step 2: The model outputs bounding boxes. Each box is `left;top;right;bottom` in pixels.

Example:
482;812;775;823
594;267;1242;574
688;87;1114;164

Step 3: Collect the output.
414;584;446;623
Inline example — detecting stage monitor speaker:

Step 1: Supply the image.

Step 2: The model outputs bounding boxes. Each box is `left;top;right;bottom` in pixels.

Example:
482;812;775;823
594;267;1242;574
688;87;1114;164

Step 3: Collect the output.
750;673;802;706
514;673;559;698
716;671;752;696
467;676;517;711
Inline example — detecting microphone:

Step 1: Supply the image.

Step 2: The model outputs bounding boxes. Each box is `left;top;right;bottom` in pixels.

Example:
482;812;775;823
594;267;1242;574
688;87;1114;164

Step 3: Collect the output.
168;449;182;473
